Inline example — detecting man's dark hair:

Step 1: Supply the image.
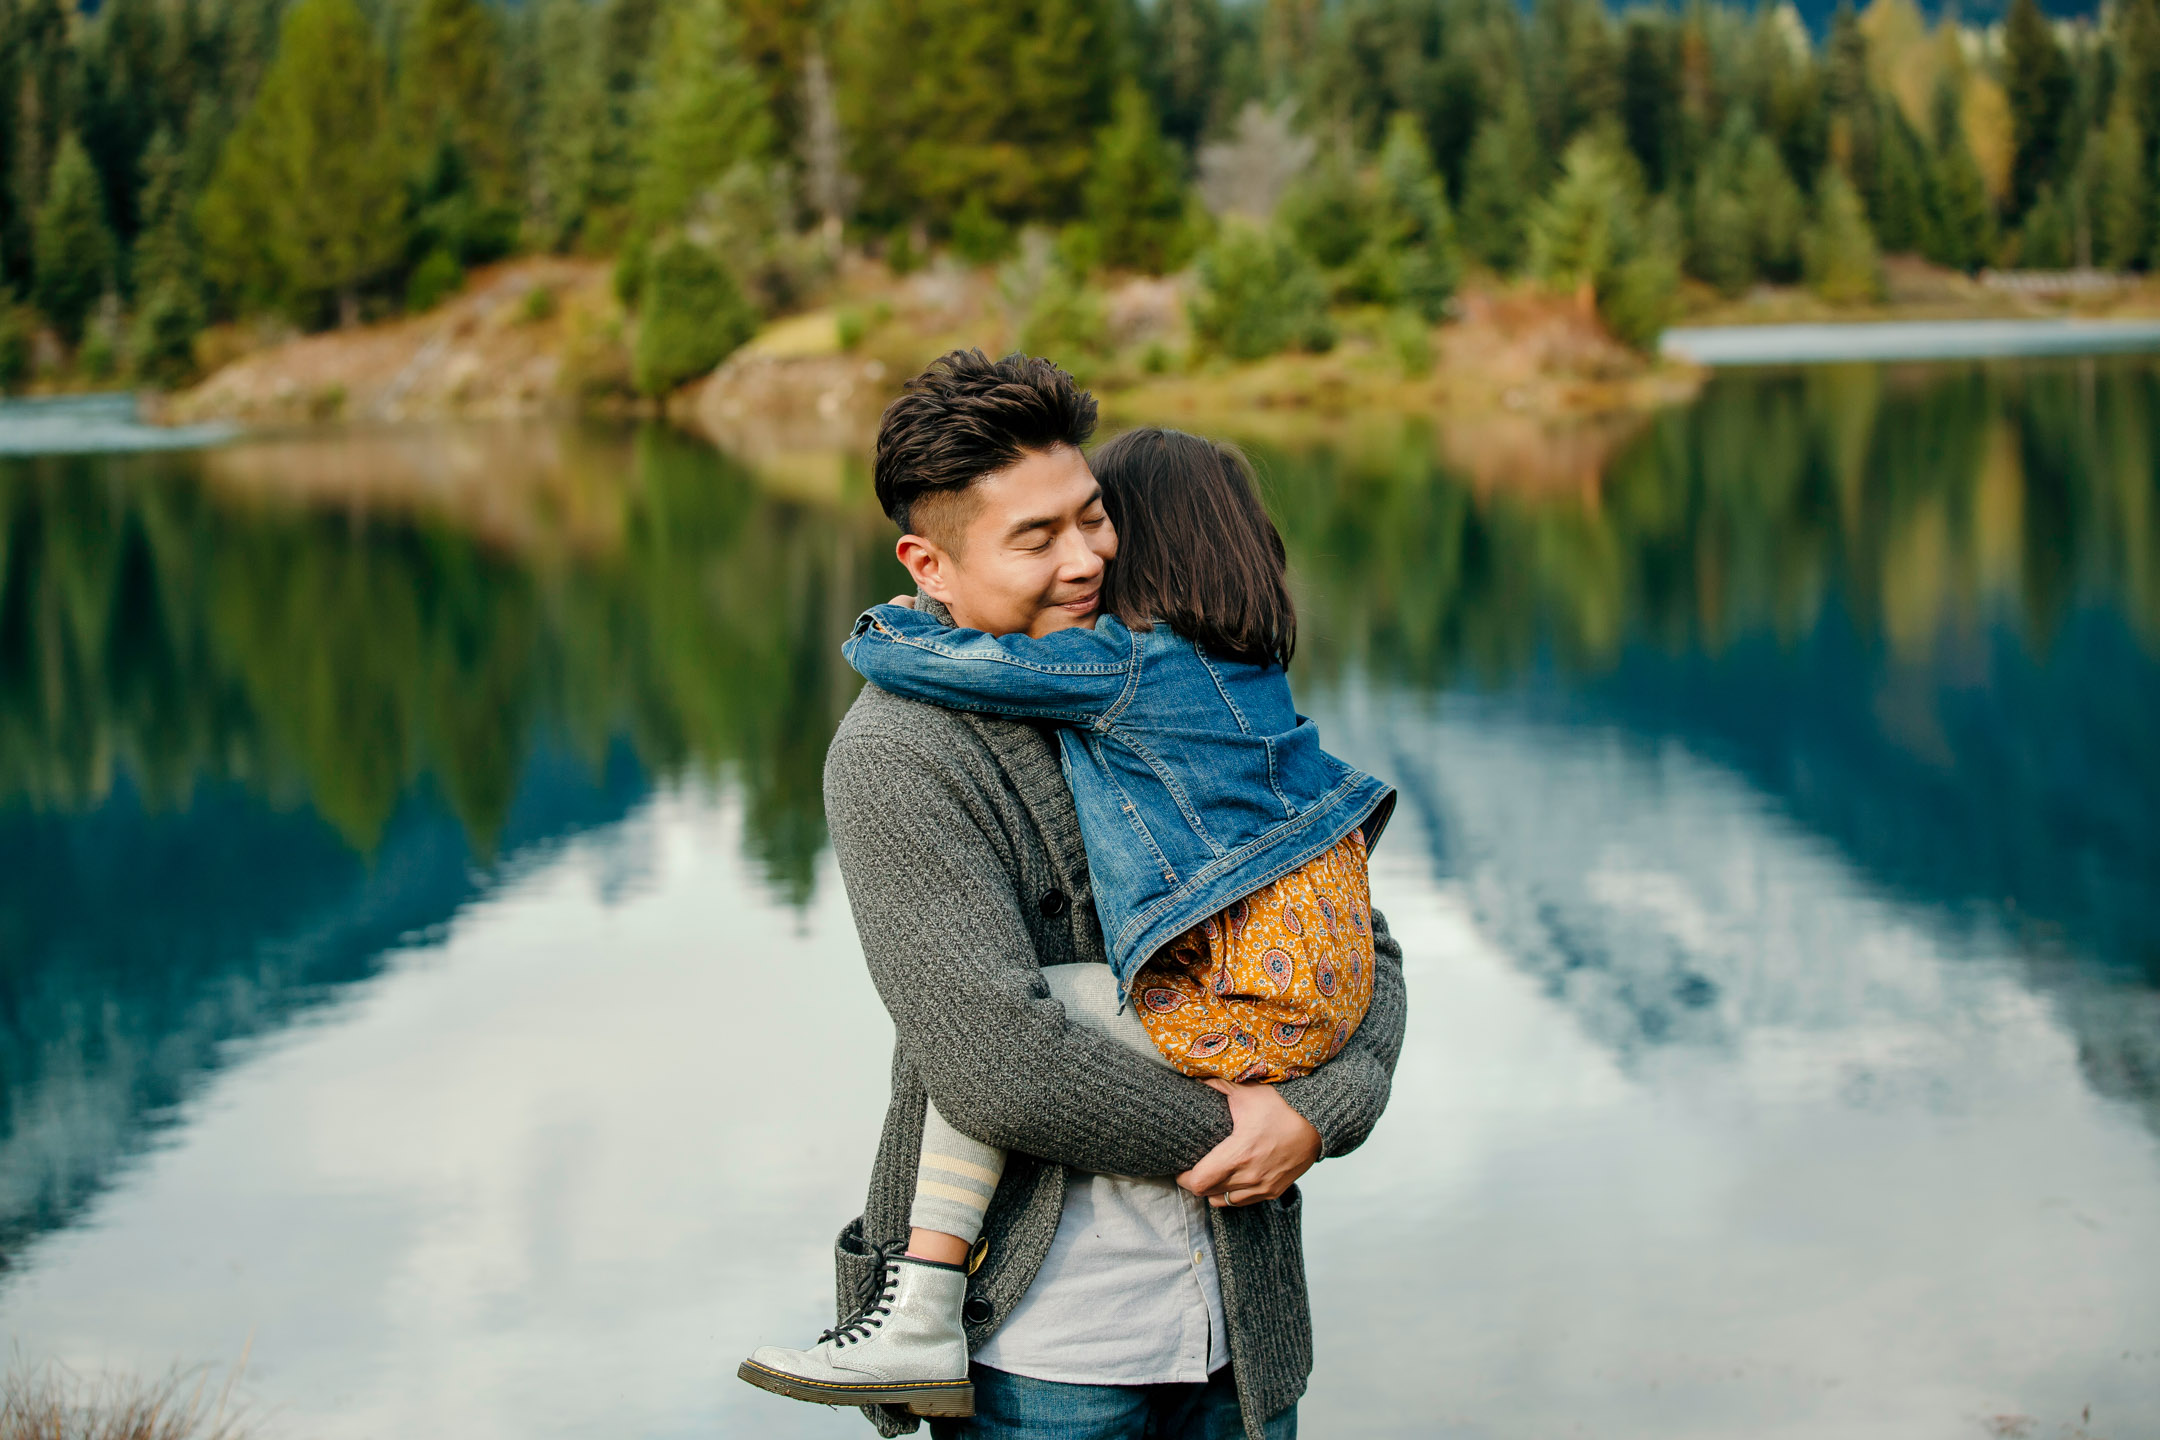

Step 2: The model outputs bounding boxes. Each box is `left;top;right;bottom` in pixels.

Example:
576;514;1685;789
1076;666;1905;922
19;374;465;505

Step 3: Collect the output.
1092;427;1297;669
873;349;1098;544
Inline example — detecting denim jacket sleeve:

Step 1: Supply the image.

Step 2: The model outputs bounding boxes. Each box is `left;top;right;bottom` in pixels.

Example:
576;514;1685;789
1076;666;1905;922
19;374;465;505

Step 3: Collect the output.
840;604;1137;723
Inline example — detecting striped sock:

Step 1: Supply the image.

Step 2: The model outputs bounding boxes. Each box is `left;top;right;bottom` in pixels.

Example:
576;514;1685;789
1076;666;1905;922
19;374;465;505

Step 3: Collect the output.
910;1100;1006;1244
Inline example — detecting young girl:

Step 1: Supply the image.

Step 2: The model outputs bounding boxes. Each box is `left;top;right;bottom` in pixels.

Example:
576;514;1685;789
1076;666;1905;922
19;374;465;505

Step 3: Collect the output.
738;427;1393;1418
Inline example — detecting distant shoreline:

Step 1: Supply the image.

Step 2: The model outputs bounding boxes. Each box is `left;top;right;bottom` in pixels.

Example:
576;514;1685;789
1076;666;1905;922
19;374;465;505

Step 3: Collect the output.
1662;318;2160;367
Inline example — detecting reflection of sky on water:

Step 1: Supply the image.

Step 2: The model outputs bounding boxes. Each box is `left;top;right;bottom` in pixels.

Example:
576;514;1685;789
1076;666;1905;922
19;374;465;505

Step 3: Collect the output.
4;358;2159;1436
4;674;2156;1438
0;745;645;1263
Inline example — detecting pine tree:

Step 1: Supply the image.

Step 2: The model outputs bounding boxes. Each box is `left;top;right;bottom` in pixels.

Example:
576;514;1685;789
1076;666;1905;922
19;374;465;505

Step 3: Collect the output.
1459;86;1541;272
1603;194;1680;349
398;0;519;255
1619;15;1680;193
1528;130;1632;296
197;0;407;326
32;135;117;344
2010;185;2073;267
128;127;206;383
1084;83;1194;274
634;0;774;232
76;0;173;248
1146;0;1224;154
6;0;71;290
1823;3;1878;197
2117;0;2160;169
1691;172;1755;297
1872;105;1934;255
2094;104;2149;271
838;0;1120;230
1739;132;1806;282
1804;166;1883;303
1369;111;1460;320
1925;93;1999;273
2003;0;2070;222
1280;143;1370;271
1528;129;1672;346
529;0;607;251
582;0;664;238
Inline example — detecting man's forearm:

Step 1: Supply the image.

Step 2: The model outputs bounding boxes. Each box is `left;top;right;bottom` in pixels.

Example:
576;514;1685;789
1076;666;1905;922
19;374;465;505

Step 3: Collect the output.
1274;908;1407;1157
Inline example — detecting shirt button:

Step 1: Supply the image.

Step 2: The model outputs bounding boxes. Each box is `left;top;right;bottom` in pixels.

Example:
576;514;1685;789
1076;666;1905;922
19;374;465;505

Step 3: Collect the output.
962;1297;994;1325
1039;889;1070;918
1193;1250;1203;1265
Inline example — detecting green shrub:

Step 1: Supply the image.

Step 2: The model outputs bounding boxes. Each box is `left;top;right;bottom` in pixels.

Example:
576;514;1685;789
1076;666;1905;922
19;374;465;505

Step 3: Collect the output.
632;236;758;396
836;307;867;350
1018;273;1109;375
1386;307;1434;376
950;194;1013;264
521;285;558;323
129;277;206;387
886;228;921;275
1056;221;1105;276
406;248;464;313
1191;222;1334;360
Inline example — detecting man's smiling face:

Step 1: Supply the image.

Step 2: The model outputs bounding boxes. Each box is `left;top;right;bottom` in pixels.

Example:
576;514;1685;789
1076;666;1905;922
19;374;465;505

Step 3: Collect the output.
895;444;1118;638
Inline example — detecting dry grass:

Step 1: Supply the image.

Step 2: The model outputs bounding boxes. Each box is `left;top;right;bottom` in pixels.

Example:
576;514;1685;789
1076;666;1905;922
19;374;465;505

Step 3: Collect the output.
1;1358;256;1440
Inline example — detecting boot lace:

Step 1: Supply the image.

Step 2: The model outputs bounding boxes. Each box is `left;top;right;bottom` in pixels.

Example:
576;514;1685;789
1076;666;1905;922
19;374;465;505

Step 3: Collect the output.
819;1246;901;1349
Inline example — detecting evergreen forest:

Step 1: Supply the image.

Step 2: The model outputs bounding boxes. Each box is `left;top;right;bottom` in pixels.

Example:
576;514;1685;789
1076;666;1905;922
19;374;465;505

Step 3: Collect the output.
0;0;2154;391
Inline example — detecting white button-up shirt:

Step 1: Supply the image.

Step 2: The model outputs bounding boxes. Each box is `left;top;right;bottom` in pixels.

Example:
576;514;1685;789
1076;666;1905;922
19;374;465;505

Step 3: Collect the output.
977;961;1232;1384
972;1167;1230;1385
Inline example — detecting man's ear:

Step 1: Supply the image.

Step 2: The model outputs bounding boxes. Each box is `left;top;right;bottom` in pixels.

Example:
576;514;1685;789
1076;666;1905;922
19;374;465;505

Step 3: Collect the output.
895;533;958;605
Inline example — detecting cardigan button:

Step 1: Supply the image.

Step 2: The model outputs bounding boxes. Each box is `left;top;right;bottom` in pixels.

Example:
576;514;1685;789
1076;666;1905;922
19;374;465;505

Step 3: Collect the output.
1039;889;1070;918
962;1297;994;1326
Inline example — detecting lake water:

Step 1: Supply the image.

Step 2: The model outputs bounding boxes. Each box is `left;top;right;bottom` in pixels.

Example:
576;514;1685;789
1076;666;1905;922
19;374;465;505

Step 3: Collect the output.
2;360;2157;1439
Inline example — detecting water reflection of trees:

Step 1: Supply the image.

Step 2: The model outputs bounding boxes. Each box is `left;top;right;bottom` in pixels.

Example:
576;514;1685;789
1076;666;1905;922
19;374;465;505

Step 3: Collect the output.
0;425;901;900
1274;357;2160;690
0;425;897;1265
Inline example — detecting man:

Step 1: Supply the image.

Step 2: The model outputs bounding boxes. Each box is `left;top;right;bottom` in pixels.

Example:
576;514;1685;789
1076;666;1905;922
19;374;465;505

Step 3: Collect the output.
782;350;1405;1439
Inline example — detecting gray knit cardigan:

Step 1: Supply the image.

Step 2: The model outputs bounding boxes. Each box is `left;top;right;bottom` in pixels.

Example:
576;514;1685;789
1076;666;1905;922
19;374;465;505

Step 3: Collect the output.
822;673;1408;1440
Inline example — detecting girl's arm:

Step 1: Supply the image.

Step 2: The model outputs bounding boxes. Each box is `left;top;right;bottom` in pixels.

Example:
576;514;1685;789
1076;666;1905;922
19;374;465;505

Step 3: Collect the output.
841;602;1137;722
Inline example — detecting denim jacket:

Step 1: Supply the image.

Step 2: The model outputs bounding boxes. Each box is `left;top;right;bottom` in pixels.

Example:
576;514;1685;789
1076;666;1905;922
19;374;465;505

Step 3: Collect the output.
843;603;1394;990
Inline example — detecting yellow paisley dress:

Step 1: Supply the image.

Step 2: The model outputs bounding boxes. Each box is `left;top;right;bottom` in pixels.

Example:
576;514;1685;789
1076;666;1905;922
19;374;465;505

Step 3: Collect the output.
1130;828;1375;1082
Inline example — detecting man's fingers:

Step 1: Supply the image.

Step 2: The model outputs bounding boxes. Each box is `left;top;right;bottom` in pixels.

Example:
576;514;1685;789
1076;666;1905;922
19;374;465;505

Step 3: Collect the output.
1178;1149;1238;1197
1177;1130;1251;1196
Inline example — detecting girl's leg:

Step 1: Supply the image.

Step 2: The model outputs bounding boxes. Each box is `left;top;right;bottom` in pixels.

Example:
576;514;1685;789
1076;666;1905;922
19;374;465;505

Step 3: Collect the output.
739;1098;985;1413
909;1100;1007;1263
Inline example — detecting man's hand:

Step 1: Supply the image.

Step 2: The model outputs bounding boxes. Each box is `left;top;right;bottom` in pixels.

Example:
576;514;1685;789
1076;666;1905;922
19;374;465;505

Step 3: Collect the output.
1176;1078;1321;1208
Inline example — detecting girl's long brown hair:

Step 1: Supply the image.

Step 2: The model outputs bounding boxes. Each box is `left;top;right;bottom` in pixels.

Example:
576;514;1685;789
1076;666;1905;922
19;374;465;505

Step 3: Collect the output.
1091;427;1297;669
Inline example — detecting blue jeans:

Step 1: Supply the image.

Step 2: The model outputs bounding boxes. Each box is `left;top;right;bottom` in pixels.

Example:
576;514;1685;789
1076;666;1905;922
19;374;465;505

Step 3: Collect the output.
927;1364;1296;1440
